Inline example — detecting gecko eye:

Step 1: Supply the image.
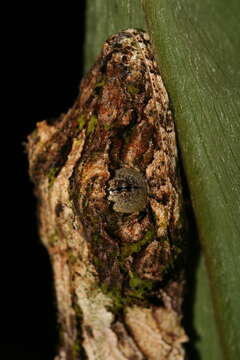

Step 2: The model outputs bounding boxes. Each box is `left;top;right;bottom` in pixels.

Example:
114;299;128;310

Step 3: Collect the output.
107;167;147;213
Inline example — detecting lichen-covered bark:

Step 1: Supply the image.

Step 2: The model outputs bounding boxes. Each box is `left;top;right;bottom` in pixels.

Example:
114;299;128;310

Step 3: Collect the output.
28;30;187;360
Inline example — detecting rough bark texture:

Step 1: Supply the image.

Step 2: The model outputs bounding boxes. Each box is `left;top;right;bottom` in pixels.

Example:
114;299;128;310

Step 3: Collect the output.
27;30;187;360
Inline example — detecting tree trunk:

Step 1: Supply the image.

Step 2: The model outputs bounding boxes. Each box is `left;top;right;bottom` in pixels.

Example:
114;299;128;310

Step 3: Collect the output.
27;29;188;359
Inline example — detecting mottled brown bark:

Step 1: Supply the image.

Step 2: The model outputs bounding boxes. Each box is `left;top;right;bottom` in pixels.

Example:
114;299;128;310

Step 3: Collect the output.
27;30;187;360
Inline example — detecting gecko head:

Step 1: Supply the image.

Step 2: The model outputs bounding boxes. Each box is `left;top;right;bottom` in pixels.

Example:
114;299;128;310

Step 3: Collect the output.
107;167;148;213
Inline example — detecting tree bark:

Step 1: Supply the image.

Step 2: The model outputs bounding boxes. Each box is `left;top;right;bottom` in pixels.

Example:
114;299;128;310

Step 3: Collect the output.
27;29;188;360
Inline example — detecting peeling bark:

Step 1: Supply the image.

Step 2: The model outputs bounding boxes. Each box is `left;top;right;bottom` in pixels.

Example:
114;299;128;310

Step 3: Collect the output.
27;29;188;360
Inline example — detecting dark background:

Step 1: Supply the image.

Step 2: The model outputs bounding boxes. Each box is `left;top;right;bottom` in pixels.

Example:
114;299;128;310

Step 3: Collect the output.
3;3;85;359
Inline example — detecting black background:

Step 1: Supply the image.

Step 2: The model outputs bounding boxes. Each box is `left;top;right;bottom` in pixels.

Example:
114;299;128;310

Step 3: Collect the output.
2;3;86;359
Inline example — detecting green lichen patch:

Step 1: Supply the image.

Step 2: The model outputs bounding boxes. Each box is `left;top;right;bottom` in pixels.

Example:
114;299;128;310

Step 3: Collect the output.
93;256;100;266
90;151;101;161
108;227;158;303
47;167;59;187
100;271;156;310
103;122;111;130
127;84;140;94
83;197;89;208
72;342;82;359
95;77;106;89
77;114;86;130
120;227;155;259
101;284;126;313
91;232;106;247
67;249;78;264
94;76;106;96
75;138;83;145
93;232;100;243
48;231;59;246
87;115;98;135
128;271;155;300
